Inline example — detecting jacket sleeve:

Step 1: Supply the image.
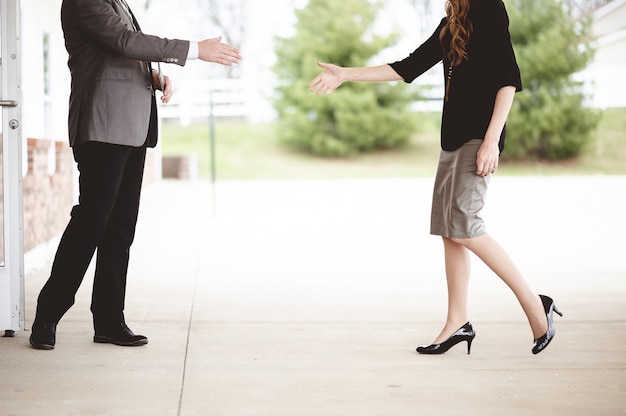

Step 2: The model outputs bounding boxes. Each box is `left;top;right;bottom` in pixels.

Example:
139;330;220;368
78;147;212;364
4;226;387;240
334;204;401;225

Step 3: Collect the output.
67;0;189;66
477;0;522;92
388;18;446;83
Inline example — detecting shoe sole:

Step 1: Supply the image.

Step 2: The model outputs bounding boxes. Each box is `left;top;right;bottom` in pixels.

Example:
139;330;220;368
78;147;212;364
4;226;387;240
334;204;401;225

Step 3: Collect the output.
29;338;54;350
93;336;148;346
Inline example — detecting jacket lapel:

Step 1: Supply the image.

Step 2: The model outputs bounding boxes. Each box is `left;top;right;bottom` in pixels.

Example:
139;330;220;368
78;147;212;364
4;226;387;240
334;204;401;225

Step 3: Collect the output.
114;0;141;31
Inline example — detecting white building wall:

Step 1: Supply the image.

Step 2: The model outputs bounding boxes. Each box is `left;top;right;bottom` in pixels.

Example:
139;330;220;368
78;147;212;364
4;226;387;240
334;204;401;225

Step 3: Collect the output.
21;0;69;142
579;0;626;108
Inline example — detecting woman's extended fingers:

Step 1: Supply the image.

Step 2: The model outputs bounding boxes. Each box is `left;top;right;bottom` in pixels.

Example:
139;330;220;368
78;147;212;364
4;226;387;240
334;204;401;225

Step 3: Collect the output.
308;75;326;94
308;62;341;95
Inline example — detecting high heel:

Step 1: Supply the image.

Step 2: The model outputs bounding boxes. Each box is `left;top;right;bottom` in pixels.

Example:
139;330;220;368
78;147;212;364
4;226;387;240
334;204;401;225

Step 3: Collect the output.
532;294;563;355
416;322;476;355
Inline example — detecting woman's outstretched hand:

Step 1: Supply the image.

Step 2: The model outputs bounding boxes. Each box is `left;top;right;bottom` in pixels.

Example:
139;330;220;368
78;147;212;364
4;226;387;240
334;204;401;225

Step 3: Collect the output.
309;62;344;95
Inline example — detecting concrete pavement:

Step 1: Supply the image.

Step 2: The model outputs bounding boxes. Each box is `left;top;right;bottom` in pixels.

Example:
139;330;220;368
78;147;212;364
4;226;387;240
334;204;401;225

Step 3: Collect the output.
1;176;625;415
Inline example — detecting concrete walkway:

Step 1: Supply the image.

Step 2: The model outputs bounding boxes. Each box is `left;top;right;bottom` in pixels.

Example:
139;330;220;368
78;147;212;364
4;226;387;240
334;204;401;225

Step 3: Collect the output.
1;176;625;416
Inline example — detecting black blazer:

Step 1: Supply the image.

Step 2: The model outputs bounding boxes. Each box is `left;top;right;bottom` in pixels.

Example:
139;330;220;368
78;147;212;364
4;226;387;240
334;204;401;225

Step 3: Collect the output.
390;0;522;152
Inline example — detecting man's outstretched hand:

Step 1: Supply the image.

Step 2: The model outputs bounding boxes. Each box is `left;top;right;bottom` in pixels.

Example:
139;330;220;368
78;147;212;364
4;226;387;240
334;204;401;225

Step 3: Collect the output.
198;37;241;66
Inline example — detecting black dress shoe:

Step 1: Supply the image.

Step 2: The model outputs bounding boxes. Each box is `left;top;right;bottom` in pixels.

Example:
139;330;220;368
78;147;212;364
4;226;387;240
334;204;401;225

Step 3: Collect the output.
30;322;57;350
94;323;148;346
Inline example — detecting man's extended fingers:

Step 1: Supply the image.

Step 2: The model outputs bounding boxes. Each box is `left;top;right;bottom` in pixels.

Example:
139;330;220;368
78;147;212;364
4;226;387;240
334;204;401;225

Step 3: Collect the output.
199;38;242;65
219;54;240;66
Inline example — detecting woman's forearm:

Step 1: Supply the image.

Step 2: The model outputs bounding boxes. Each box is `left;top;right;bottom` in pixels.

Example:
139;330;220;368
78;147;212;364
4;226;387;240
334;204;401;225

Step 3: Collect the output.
484;86;516;144
340;64;404;83
309;63;403;94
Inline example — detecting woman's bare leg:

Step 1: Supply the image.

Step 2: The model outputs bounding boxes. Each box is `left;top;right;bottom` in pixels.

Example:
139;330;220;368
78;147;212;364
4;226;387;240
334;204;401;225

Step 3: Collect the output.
432;237;472;344
451;233;547;338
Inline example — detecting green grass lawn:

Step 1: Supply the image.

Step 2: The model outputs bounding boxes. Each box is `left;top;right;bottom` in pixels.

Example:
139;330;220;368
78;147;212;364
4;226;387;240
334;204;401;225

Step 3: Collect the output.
161;107;626;180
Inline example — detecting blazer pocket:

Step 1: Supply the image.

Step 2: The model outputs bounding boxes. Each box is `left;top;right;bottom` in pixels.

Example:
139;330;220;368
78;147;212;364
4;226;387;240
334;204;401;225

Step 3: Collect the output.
98;59;146;81
98;66;132;81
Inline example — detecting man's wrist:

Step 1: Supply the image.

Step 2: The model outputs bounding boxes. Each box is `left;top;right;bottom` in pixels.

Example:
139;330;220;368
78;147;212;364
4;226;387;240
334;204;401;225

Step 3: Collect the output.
187;41;199;60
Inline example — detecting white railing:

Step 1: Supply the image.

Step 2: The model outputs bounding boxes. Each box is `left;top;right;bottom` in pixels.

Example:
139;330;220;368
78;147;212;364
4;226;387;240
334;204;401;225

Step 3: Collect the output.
159;78;248;125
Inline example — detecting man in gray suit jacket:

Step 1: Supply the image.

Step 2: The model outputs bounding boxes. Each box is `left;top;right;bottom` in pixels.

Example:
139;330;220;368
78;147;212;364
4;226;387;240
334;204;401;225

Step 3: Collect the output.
29;0;241;350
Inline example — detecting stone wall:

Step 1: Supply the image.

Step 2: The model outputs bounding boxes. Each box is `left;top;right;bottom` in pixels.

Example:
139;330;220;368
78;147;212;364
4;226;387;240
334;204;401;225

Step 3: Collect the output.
22;139;159;253
22;139;74;252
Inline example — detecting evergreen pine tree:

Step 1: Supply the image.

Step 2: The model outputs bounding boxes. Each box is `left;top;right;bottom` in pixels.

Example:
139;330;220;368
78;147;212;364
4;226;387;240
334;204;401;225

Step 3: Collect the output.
506;0;601;160
273;0;419;157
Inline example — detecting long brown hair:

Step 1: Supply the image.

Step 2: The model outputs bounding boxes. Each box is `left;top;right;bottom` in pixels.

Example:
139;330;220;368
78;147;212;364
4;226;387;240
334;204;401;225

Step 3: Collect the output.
440;0;473;66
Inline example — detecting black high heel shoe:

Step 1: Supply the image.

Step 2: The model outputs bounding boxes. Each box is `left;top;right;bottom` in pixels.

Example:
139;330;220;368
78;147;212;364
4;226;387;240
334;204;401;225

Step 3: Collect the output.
532;294;563;355
416;322;476;355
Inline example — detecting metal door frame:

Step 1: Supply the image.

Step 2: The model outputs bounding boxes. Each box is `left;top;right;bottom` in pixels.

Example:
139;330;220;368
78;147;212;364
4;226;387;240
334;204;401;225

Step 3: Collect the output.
0;0;25;334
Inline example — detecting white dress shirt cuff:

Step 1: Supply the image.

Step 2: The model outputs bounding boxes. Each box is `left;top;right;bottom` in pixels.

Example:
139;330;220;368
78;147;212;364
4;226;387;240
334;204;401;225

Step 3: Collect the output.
187;41;199;60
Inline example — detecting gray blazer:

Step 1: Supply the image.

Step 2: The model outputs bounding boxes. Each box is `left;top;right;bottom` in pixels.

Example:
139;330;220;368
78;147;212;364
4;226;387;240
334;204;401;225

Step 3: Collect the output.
61;0;190;148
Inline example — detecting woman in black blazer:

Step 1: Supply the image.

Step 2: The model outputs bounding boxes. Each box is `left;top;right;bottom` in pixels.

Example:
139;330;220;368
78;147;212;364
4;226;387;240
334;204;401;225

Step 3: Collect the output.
309;0;561;355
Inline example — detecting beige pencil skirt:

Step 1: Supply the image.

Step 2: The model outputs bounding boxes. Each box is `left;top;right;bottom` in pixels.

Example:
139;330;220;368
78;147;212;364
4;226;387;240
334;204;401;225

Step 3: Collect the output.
430;139;490;239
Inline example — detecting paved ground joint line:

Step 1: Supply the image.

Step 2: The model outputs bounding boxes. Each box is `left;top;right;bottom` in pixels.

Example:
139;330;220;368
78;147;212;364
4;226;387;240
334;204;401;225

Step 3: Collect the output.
177;260;202;416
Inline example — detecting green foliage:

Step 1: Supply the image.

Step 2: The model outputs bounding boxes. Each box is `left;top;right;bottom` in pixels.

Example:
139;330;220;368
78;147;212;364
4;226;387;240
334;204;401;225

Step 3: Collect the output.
273;0;419;157
159;108;626;179
506;0;601;160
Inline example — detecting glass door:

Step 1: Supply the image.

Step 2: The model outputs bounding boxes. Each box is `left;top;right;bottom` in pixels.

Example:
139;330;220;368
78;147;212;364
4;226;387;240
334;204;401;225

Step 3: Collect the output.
0;0;24;334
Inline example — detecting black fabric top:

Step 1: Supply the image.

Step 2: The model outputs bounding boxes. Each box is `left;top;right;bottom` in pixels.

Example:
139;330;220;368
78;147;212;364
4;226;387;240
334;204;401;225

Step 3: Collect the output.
389;0;522;152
